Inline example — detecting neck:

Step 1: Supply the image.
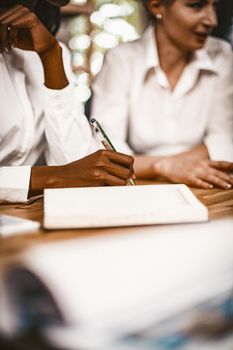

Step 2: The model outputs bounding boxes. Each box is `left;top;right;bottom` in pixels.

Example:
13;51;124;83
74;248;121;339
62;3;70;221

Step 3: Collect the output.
154;26;193;91
155;26;191;75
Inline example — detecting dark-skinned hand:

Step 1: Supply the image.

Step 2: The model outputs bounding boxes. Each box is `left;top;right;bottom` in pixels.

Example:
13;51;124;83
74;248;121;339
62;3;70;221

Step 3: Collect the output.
0;5;57;54
58;150;135;187
30;150;135;196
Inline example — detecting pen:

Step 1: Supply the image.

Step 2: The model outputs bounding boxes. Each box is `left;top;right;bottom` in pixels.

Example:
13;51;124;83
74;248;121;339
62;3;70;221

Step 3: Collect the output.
90;117;136;186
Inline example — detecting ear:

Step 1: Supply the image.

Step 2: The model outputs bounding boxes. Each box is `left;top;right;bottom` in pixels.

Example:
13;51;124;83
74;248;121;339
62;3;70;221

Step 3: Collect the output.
147;0;163;18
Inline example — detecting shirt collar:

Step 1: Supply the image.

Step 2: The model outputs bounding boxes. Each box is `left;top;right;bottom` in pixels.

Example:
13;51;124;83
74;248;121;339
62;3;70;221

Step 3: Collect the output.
141;26;218;76
192;42;219;74
142;26;160;74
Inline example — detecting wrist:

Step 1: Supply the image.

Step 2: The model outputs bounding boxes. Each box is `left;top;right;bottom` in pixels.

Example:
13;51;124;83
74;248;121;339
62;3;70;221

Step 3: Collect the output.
38;42;69;90
38;40;61;61
29;165;61;197
152;158;167;177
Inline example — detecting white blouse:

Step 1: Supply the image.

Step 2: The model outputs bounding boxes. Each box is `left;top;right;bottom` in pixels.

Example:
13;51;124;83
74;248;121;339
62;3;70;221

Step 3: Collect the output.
0;45;99;202
92;27;233;161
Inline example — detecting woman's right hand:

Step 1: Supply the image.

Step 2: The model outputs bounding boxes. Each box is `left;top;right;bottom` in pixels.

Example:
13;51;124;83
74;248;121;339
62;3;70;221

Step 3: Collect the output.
153;156;233;189
58;150;134;187
29;150;135;197
0;5;57;54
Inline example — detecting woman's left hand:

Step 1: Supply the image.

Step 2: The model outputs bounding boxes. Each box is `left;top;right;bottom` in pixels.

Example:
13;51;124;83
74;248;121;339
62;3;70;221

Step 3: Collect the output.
0;5;57;55
154;157;233;189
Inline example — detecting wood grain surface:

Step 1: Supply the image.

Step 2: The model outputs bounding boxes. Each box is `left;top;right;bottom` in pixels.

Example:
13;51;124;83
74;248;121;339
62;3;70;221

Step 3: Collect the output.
0;182;232;259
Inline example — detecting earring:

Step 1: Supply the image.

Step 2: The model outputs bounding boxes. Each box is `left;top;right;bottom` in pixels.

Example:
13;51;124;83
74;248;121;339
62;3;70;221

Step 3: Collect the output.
156;13;162;20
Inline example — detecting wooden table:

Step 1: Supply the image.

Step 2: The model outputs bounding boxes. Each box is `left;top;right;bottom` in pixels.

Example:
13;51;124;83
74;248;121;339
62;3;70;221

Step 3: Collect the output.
0;182;233;259
0;183;233;350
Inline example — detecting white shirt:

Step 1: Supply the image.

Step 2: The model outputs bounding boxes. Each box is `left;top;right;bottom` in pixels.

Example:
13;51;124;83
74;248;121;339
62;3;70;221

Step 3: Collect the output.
0;44;99;203
92;27;233;161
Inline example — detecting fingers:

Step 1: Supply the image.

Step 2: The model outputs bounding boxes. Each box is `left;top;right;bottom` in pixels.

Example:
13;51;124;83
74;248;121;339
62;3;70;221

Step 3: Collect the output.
105;149;134;168
0;23;10;52
0;5;24;20
202;174;231;189
200;162;233;189
92;150;135;185
103;174;129;186
0;5;47;52
0;6;31;52
176;170;232;190
185;176;214;189
188;160;233;189
208;160;233;172
0;8;27;21
107;161;134;181
191;169;232;190
8;26;17;48
0;6;36;31
102;150;135;180
209;167;233;188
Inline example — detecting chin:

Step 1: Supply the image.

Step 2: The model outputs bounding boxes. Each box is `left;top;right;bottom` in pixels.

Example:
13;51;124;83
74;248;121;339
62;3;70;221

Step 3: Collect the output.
192;42;206;50
184;39;207;52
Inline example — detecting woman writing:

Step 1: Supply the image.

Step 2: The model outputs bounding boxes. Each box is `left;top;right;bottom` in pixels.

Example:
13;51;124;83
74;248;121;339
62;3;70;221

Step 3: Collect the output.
91;0;233;189
0;0;134;203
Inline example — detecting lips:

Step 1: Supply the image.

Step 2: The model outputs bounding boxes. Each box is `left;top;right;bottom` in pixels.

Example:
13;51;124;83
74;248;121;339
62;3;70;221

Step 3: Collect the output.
195;32;209;38
194;32;209;43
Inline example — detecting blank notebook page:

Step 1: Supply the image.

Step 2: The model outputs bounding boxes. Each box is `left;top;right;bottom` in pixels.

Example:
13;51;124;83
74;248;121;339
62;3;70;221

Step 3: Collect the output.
44;185;208;228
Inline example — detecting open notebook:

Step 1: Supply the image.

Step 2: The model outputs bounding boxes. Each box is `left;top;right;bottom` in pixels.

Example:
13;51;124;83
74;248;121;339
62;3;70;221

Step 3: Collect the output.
43;184;208;229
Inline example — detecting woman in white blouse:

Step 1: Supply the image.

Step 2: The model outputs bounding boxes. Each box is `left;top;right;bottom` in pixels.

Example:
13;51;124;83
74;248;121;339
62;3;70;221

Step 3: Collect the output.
0;0;134;203
91;0;233;189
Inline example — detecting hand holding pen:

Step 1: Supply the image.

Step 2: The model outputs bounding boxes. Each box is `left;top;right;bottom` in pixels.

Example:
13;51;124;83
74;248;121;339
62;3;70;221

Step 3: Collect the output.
90;118;136;186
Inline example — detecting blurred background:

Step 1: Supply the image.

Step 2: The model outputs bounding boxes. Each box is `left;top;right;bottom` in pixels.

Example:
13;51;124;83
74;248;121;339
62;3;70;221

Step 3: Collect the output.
57;0;147;105
56;0;233;105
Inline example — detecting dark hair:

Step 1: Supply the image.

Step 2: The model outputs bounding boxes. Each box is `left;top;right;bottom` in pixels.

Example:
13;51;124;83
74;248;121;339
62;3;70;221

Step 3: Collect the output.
35;0;61;35
212;0;233;41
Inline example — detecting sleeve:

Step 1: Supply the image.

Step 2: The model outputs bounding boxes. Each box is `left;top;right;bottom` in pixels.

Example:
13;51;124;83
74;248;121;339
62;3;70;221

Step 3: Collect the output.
0;166;31;203
42;43;99;165
91;47;134;155
204;50;233;162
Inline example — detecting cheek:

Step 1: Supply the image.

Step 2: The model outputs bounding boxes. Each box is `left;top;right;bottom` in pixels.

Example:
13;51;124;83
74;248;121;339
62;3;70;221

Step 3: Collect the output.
167;16;196;40
165;17;187;39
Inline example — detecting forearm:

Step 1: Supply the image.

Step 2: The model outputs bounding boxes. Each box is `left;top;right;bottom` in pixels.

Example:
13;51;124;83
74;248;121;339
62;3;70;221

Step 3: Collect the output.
39;43;69;89
134;155;163;179
29;165;61;197
175;144;210;160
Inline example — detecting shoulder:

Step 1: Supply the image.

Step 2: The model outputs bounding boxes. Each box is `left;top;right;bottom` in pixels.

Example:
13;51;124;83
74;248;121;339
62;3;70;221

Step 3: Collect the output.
103;36;144;66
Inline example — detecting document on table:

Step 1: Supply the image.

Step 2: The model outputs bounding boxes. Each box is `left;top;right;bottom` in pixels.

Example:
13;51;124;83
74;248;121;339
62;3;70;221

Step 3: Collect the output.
43;184;208;229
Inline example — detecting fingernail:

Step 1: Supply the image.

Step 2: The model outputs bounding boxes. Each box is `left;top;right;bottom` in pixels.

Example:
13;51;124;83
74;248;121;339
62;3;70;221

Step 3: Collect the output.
224;183;232;189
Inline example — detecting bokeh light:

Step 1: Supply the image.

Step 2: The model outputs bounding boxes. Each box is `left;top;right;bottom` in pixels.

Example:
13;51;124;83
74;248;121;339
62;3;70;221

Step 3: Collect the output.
64;0;143;103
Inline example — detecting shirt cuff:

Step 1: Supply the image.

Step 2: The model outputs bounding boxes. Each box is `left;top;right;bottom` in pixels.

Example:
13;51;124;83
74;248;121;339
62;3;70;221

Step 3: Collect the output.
0;166;31;203
204;138;233;162
42;84;84;120
42;82;72;97
42;84;74;109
